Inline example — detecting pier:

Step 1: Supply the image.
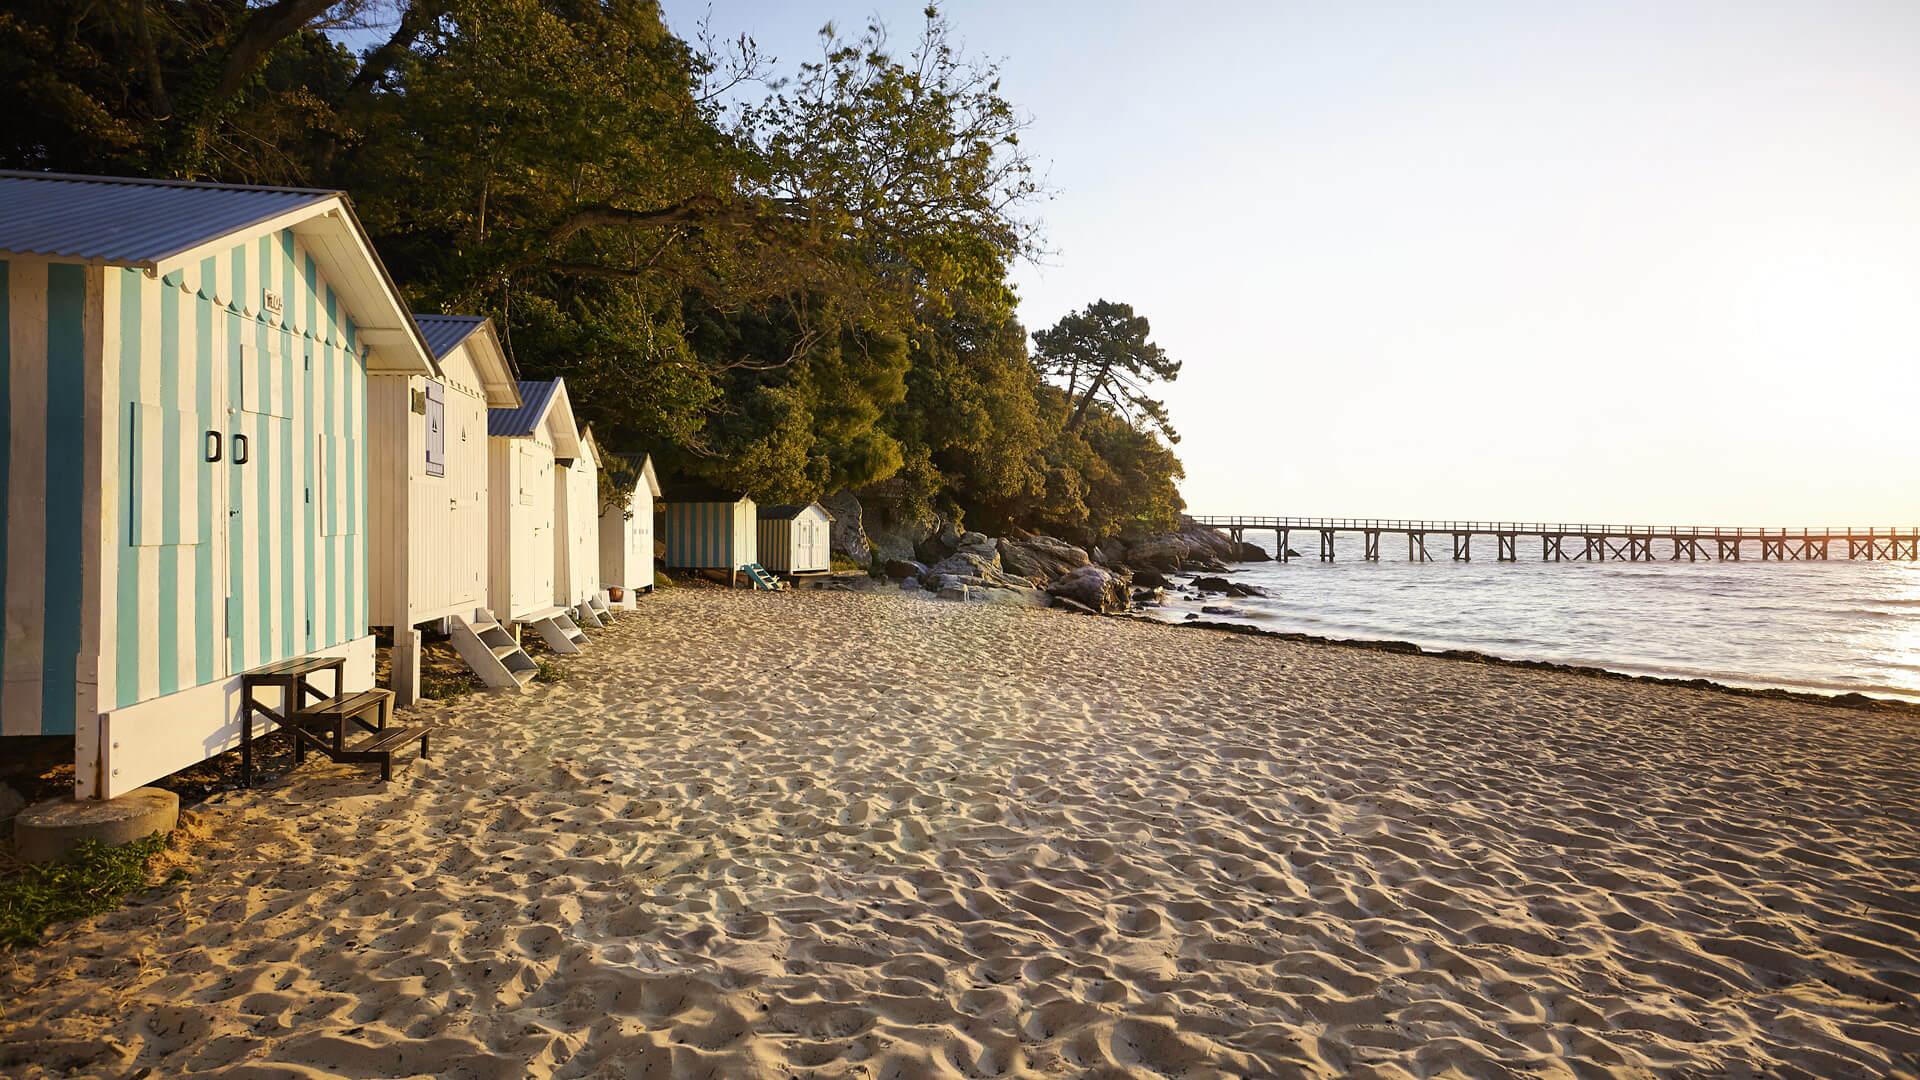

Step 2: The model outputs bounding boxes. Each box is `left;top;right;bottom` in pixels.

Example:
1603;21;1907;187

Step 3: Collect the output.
1192;517;1920;563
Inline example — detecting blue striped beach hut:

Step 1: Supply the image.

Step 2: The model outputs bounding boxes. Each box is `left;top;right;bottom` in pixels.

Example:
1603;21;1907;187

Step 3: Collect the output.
0;172;435;800
660;487;757;585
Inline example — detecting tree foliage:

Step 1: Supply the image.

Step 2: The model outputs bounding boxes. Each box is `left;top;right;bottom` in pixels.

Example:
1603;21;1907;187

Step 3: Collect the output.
0;0;1185;542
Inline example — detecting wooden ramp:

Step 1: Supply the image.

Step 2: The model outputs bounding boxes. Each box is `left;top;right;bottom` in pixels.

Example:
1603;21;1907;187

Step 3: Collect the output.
743;563;787;591
449;610;539;692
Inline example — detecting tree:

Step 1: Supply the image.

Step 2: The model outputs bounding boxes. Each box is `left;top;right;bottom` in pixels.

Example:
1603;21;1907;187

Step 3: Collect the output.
1033;300;1181;442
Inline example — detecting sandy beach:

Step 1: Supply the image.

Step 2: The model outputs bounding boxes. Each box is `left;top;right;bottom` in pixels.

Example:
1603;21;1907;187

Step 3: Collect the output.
4;588;1919;1078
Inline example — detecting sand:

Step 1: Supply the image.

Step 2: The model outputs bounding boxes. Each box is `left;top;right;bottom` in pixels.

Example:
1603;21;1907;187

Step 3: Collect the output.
4;588;1920;1079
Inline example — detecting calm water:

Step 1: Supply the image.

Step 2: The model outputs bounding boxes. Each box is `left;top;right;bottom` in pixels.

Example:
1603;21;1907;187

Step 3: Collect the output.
1144;535;1920;703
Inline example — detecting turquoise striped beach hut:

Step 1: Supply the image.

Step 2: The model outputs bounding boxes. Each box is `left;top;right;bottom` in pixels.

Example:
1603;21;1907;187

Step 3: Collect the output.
661;488;757;586
0;172;434;800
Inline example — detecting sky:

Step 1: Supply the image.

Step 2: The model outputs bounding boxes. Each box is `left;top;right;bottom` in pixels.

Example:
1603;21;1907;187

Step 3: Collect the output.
658;1;1920;525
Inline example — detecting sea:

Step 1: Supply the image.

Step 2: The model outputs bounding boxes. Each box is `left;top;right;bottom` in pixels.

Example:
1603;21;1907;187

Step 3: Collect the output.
1140;534;1920;703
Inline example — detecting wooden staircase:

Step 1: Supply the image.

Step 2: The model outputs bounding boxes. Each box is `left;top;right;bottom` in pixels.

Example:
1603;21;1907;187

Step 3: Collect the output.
574;600;605;629
743;563;786;591
588;591;614;619
449;609;539;692
528;608;590;654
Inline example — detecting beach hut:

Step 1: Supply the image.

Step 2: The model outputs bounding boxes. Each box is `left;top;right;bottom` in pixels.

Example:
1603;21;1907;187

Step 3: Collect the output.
757;502;837;574
487;378;590;653
661;488;759;586
0;171;435;799
600;453;660;608
555;423;607;625
367;315;530;702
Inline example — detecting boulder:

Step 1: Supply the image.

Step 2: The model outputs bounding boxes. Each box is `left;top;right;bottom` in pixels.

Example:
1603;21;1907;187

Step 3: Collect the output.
1131;587;1165;605
1131;568;1169;589
1092;539;1129;568
1200;604;1243;616
1230;541;1273;562
937;585;971;602
899;577;921;591
914;520;964;565
954;532;1000;564
999;535;1091;584
821;491;873;563
1045;565;1131;614
923;551;1033;590
973;585;1049;608
1191;576;1268;598
884;558;927;580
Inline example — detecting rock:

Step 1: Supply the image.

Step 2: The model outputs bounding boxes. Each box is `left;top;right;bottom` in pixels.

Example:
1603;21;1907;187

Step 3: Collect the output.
1131;587;1165;605
1200;604;1242;616
937;584;971;602
1045;565;1131;614
821;491;873;563
923;551;1032;590
0;784;24;828
1191;576;1267;598
1230;541;1272;562
1284;548;1302;559
1092;539;1129;568
914;519;964;565
972;585;1049;607
899;577;921;591
884;558;927;580
999;535;1091;583
1130;568;1168;589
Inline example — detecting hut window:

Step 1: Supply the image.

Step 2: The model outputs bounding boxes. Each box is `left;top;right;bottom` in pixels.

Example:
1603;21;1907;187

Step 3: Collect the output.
128;403;204;546
424;381;445;477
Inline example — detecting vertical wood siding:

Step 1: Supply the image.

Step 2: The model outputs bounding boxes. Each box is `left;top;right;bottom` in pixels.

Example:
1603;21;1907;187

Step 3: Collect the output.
0;229;376;738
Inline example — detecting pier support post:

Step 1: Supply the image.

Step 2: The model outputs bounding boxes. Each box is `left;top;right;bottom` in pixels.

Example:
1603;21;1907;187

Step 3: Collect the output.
1452;533;1470;562
1278;529;1289;562
1319;529;1335;562
1364;530;1380;561
1497;534;1516;561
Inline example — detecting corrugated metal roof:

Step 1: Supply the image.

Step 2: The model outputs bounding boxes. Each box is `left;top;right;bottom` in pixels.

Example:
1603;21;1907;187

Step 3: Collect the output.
0;170;338;266
489;379;560;437
413;314;487;359
758;501;835;522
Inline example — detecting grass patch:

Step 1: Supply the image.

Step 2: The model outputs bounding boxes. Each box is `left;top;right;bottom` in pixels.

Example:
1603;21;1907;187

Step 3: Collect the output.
830;553;865;573
421;669;478;701
534;660;568;684
0;832;185;949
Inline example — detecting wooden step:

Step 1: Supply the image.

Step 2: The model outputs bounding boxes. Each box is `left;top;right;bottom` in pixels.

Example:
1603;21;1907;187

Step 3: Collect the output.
352;726;428;755
295;689;391;721
449;610;538;693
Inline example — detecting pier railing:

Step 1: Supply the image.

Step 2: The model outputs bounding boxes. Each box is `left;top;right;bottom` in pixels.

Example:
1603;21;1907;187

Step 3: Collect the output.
1190;517;1919;538
1189;517;1920;563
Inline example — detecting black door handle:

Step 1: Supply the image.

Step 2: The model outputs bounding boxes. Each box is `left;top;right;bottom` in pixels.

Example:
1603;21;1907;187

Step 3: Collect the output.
232;432;249;465
205;430;222;462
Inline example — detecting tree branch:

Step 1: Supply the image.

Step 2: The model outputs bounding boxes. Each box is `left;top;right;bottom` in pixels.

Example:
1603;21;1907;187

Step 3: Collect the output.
207;0;338;107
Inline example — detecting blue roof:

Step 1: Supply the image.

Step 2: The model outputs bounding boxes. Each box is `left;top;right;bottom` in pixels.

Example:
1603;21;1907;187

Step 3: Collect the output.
489;379;560;436
0;171;338;267
413;314;487;359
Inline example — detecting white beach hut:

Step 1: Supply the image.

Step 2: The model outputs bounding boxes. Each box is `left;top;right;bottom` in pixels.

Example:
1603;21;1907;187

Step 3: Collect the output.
599;453;660;609
0;171;435;799
367;315;532;702
756;502;837;574
487;378;590;653
555;423;607;626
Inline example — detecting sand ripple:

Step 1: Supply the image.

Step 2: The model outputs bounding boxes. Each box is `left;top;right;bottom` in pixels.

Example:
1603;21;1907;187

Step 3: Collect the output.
4;589;1920;1078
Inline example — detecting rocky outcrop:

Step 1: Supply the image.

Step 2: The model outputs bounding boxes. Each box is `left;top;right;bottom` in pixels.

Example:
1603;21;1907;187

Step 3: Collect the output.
1100;517;1257;574
1000;534;1092;582
821;491;873;563
922;550;1036;593
1045;565;1131;613
884;558;927;580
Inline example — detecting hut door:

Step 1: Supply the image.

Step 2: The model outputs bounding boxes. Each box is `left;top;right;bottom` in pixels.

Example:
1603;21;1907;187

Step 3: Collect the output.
224;314;297;673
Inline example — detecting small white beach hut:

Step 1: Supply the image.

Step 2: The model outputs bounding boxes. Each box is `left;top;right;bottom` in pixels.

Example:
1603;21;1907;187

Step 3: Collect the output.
555;423;606;625
599;452;660;608
487;378;590;653
0;171;435;799
367;315;524;703
756;502;836;574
